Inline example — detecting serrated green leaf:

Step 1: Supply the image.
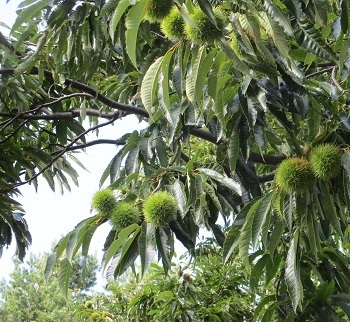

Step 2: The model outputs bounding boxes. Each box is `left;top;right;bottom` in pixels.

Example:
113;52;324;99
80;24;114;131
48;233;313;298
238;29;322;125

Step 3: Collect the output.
197;168;242;196
197;0;217;27
103;224;140;270
155;227;174;273
141;56;164;116
125;0;148;68
261;13;290;58
223;225;240;263
125;145;140;175
293;17;337;63
341;0;349;34
100;0;120;17
138;222;155;277
220;40;251;75
228;126;239;173
109;0;132;41
250;254;270;291
58;258;72;297
158;51;174;125
285;229;303;312
263;0;293;36
238;197;263;269
11;0;46;35
44;253;57;281
252;191;273;249
171;179;187;216
319;181;343;237
15;55;37;74
107;228;140;278
269;219;284;257
313;0;328;26
81;224;99;257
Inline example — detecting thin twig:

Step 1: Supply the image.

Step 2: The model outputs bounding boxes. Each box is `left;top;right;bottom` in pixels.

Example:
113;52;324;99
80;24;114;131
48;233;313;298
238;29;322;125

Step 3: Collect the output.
331;66;344;93
0;117;119;194
40;92;94;108
0;120;28;145
50;139;126;155
306;66;333;78
0;104;44;133
0;93;11;112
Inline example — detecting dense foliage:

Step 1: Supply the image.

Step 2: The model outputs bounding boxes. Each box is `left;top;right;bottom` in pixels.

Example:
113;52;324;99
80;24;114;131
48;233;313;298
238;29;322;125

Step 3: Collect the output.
0;252;98;321
75;242;254;321
1;0;350;319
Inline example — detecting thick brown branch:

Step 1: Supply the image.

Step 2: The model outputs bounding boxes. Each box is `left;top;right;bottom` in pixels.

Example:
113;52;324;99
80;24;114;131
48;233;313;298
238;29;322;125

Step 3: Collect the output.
0;109;119;120
0;68;149;118
249;152;285;165
257;171;276;183
0;68;286;166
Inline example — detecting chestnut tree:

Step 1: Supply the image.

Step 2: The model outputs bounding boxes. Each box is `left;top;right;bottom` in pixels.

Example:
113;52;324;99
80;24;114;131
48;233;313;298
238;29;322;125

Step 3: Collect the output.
0;0;350;319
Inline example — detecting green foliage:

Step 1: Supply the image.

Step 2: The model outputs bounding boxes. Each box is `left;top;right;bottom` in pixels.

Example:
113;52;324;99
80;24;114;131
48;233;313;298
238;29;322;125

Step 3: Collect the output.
110;202;141;231
146;0;173;22
310;144;343;179
75;243;254;321
0;252;98;322
185;8;226;44
143;191;178;227
91;189;116;216
1;0;350;319
275;157;315;193
160;7;185;40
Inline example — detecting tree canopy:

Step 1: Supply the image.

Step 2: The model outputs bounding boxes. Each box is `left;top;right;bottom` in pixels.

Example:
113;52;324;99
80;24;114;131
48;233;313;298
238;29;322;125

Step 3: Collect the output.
1;0;350;319
0;252;98;321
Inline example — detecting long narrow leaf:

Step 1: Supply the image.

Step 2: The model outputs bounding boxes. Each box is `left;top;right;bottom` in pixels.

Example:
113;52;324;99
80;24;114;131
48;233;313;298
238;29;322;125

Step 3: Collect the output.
197;168;242;196
125;0;148;68
285;229;303;312
103;224;140;270
138;222;155;277
141;56;164;116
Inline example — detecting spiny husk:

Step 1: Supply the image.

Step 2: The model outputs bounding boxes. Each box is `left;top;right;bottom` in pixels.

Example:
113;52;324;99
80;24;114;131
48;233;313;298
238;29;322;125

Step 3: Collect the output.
161;7;185;40
275;157;315;193
143;191;178;227
184;8;226;44
146;0;173;22
110;202;141;231
310;144;342;179
91;189;116;215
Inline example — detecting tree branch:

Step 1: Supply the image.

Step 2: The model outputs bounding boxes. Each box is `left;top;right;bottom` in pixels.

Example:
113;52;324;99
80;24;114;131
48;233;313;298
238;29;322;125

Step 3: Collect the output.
0;109;120;120
0;68;286;166
331;66;344;93
0;120;28;145
41;92;94;107
257;171;276;183
0;117;119;194
306;66;333;78
0;68;149;118
249;152;285;165
51;139;126;155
